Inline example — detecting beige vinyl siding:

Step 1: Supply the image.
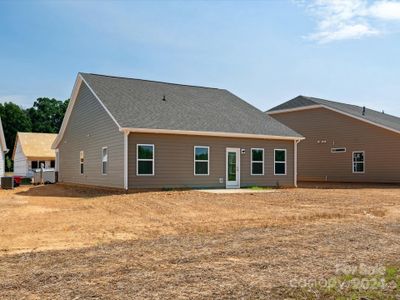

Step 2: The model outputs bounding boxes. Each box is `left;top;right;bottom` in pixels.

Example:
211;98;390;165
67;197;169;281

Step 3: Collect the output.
271;107;400;183
58;82;124;188
128;133;294;189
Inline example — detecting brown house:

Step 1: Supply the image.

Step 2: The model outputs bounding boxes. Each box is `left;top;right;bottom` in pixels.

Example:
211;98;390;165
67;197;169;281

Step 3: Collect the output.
52;73;303;190
268;96;400;183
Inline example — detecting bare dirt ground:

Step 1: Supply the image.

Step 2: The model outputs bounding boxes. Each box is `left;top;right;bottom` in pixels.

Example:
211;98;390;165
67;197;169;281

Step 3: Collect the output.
0;183;400;299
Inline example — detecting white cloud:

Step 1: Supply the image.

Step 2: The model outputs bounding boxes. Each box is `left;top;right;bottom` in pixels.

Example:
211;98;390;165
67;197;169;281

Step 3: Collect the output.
303;0;400;43
370;1;400;20
309;23;379;43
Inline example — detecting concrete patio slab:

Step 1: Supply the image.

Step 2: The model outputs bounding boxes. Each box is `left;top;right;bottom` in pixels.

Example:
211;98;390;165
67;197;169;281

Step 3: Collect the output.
196;188;277;194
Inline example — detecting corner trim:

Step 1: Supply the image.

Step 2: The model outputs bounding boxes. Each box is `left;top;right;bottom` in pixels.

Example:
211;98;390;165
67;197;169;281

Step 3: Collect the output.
124;131;129;190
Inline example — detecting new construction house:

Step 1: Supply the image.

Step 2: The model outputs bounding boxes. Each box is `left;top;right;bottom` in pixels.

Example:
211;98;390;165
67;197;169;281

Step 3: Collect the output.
0;118;8;179
12;132;57;177
268;96;400;183
52;73;303;190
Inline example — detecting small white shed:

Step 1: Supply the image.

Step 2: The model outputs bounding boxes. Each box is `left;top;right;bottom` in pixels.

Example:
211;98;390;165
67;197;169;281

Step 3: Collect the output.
12;132;57;177
0;118;8;178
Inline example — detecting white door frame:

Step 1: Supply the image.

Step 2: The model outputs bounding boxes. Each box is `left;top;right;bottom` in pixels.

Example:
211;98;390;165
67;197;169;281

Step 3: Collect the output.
226;148;240;189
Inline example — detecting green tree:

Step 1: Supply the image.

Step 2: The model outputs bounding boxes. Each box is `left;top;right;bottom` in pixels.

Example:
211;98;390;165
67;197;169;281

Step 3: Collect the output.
0;102;32;172
27;98;69;133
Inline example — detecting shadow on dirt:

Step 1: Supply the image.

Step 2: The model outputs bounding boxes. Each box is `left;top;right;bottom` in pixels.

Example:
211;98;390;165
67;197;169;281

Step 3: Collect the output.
299;181;400;190
14;184;125;199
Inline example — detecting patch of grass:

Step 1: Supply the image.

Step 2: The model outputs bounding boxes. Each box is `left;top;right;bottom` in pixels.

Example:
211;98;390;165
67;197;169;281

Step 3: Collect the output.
243;186;274;190
278;265;400;299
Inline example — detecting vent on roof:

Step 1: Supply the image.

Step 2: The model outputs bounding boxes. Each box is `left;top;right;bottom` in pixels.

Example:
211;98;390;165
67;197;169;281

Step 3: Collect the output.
362;106;366;116
162;95;166;101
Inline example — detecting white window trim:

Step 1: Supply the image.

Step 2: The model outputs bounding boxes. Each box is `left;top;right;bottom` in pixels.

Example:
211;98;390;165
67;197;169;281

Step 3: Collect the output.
194;146;210;176
274;149;287;176
101;147;108;175
136;144;155;176
251;148;264;176
352;151;365;174
331;147;347;153
80;150;84;175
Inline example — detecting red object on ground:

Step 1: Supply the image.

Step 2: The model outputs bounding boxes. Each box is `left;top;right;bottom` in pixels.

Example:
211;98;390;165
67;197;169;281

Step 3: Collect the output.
13;176;23;186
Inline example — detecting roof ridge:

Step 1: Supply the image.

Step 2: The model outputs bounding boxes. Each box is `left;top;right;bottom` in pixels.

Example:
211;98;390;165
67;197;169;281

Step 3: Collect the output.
302;95;400;119
81;72;224;91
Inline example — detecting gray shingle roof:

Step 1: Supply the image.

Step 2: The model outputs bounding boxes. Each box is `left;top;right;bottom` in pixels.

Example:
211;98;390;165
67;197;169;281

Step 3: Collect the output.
80;73;302;138
268;95;400;133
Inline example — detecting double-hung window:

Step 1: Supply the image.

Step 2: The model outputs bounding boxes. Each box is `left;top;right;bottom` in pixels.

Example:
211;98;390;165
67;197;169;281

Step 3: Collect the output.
194;146;209;175
80;151;84;175
251;148;264;175
274;149;287;175
137;144;154;176
102;147;108;175
353;151;365;173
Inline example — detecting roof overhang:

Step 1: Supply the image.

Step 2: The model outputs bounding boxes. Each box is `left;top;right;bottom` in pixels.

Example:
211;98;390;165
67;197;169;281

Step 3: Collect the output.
26;156;56;161
267;105;323;115
120;127;304;141
268;105;400;136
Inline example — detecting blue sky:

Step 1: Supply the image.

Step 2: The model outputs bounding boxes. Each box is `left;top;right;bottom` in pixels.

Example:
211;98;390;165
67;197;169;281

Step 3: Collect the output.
0;0;400;115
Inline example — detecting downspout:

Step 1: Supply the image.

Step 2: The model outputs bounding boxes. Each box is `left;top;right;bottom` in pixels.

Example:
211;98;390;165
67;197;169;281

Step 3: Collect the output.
123;130;129;191
294;139;301;188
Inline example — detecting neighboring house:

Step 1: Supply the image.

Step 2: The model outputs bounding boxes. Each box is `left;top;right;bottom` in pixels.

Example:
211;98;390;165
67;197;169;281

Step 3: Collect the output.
52;73;303;190
12;132;57;177
0;117;8;178
268;95;400;183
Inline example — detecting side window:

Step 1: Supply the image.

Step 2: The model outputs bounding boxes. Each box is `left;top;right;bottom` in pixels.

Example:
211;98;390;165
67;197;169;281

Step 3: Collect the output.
50;160;56;168
274;149;287;175
353;151;365;173
137;144;154;176
102;147;108;175
80;151;84;174
251;148;264;175
31;161;38;169
194;146;209;175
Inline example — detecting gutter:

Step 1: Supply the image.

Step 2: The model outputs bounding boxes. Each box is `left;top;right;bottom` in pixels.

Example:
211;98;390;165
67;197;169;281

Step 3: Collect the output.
119;127;305;141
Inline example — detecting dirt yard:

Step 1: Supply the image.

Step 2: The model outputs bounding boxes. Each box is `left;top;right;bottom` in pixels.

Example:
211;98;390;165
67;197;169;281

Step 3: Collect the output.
0;183;400;299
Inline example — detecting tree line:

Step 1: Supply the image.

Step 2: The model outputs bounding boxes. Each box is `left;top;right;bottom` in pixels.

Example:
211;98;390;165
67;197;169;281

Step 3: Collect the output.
0;98;69;171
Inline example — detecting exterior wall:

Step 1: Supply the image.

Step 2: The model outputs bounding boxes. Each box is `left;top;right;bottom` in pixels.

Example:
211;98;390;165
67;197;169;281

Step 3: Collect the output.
128;133;295;189
0;145;4;178
270;107;400;183
58;82;124;188
13;141;28;176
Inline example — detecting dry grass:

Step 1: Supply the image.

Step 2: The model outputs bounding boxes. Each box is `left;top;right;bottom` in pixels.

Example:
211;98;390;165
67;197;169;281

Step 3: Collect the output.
0;183;400;299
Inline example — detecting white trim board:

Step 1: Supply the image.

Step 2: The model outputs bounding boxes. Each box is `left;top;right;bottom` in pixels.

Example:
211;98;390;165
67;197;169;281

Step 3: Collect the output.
268;105;400;136
120;127;304;141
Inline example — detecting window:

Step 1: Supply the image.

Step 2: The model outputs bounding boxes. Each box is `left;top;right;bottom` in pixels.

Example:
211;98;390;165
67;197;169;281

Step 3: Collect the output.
274;149;287;175
251;148;264;175
194;146;209;175
353;151;365;173
50;160;55;168
80;151;84;175
137;144;154;176
331;148;346;153
102;147;108;175
31;161;38;169
39;161;45;168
